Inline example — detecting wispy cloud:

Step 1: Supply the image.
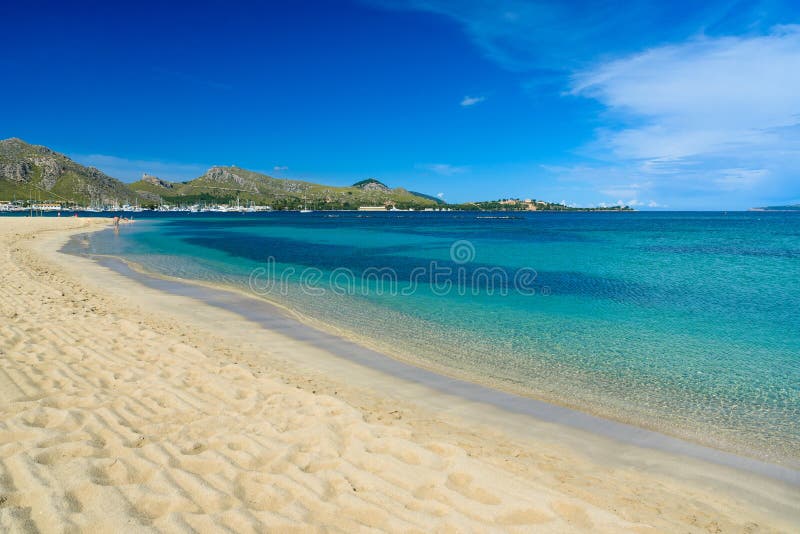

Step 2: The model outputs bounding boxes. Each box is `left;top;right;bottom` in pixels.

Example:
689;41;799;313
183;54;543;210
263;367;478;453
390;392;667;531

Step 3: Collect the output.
539;162;705;209
598;182;651;200
362;0;766;71
713;168;769;191
365;1;800;207
70;154;210;182
460;95;485;107
571;26;800;161
417;163;469;176
273;165;289;172
568;25;800;205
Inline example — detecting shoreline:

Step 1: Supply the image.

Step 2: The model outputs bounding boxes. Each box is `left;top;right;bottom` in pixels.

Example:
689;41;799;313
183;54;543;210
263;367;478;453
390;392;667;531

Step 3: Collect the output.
68;222;799;472
68;231;800;486
4;218;799;531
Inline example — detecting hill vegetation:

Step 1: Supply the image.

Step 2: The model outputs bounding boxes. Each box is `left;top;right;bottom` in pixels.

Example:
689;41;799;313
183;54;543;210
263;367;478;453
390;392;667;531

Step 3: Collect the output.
0;139;441;209
0;138;136;206
1;138;632;211
128;168;442;210
447;198;633;212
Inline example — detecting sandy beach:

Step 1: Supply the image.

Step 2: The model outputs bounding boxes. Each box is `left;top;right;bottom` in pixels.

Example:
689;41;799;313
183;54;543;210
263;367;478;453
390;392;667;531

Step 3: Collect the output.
0;217;798;533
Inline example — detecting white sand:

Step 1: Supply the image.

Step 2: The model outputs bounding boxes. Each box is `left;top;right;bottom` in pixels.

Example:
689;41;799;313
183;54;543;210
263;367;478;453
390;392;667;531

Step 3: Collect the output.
0;217;797;533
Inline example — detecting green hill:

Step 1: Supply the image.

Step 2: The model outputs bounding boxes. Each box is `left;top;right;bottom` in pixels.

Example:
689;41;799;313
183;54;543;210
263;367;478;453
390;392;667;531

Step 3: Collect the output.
0;138;136;206
447;198;633;212
352;178;390;192
129;166;442;210
0;138;443;209
408;191;445;204
1;138;621;211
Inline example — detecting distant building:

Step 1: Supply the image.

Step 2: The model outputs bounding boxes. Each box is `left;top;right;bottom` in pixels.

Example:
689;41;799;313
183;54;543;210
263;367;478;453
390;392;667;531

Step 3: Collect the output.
32;203;62;211
358;206;387;211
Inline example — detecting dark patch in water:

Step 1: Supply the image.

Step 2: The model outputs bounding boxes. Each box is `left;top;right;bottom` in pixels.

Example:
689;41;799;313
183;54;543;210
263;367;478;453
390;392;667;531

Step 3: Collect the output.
180;231;651;302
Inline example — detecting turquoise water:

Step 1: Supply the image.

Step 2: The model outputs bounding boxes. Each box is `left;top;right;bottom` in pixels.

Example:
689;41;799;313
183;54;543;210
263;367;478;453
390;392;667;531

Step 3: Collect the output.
70;212;800;465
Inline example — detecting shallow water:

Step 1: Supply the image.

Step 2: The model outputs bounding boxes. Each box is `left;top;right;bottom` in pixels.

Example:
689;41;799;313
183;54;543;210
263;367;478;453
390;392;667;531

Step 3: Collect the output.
66;211;800;465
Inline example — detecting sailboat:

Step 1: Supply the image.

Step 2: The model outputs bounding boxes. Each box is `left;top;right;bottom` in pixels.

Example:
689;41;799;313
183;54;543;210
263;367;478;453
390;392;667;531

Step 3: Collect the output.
300;195;313;213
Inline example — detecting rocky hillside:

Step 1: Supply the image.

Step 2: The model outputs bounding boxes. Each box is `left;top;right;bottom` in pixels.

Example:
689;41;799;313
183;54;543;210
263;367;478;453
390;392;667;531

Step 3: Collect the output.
0;139;443;209
0;138;136;205
0;138;636;211
353;178;391;192
128;167;443;210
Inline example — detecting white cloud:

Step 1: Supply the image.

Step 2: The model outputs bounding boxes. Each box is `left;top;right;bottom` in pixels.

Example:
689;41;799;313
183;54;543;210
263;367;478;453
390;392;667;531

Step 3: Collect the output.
363;1;754;72
565;25;800;207
460;95;486;107
70;154;209;182
601;188;639;199
364;1;800;207
539;161;725;209
712;168;769;191
599;181;652;199
273;165;288;172
608;198;662;208
417;163;469;176
571;26;800;161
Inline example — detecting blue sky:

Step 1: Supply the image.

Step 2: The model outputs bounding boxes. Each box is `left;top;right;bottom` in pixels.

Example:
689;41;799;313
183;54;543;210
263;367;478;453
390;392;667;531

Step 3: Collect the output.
1;0;798;209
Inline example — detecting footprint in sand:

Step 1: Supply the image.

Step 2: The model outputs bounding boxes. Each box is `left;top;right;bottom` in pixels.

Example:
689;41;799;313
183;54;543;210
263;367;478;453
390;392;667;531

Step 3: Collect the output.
90;458;153;486
551;501;594;529
21;407;78;431
34;442;96;466
445;472;502;505
180;442;207;456
496;507;553;525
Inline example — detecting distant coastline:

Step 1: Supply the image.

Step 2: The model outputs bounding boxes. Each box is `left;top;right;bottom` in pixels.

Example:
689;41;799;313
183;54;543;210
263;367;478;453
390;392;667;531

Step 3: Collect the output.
749;205;800;211
1;137;632;213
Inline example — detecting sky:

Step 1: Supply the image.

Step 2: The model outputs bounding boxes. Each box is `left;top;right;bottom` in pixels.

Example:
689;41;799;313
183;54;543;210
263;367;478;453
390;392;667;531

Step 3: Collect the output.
1;0;799;209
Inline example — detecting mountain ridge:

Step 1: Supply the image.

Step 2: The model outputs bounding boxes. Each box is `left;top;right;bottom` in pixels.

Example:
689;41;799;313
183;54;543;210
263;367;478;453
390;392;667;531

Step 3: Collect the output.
128;165;442;210
0;138;136;206
1;138;632;211
0;139;442;209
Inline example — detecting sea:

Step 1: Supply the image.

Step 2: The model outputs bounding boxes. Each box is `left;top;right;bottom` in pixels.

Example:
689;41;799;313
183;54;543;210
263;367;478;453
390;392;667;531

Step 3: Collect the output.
59;211;800;466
